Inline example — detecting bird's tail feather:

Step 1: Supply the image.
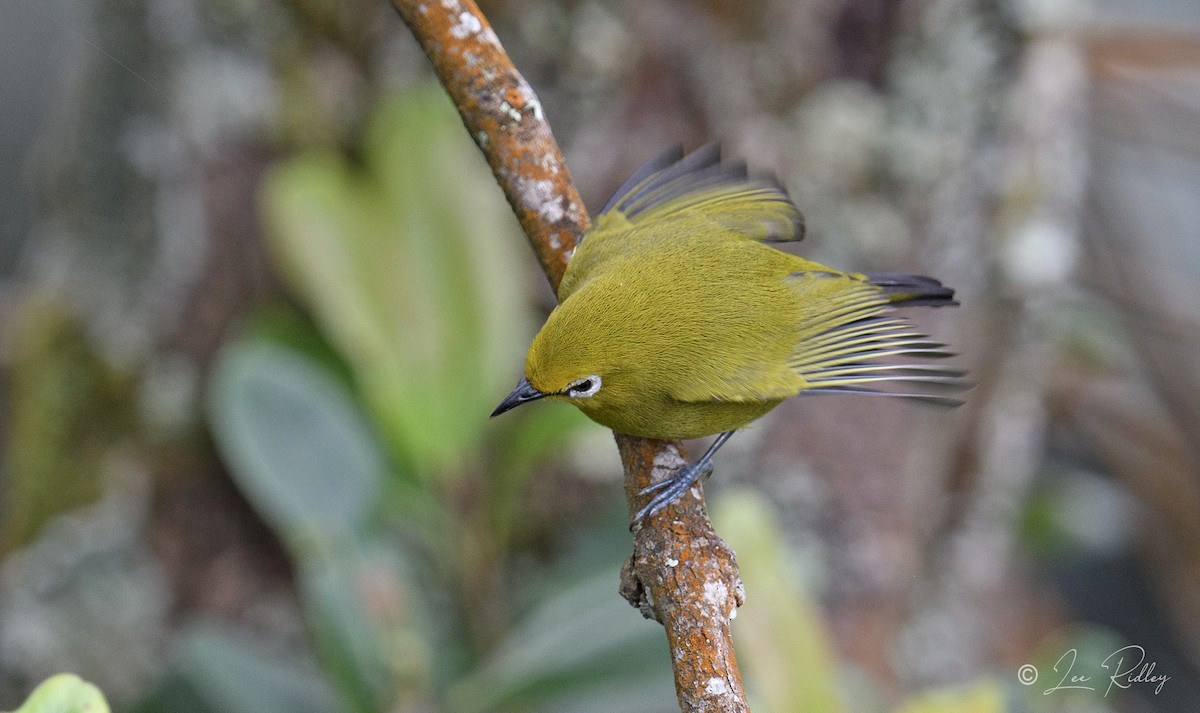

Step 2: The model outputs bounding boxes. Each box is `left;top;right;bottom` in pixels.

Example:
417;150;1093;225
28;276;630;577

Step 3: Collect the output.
788;276;969;406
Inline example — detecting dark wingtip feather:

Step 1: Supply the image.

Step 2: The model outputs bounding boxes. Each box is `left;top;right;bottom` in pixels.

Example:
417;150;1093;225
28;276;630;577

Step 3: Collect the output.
602;142;729;219
598;145;686;215
595;144;805;242
867;272;958;308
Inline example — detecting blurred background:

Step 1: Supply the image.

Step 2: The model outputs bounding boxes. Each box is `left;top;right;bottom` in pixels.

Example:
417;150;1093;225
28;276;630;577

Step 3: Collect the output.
1;0;1198;711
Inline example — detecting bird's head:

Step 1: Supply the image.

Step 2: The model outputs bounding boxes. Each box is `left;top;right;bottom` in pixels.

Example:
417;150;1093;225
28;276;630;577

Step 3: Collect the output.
490;295;629;421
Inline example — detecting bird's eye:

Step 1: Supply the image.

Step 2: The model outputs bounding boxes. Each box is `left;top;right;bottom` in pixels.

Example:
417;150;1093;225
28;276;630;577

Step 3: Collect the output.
565;375;602;399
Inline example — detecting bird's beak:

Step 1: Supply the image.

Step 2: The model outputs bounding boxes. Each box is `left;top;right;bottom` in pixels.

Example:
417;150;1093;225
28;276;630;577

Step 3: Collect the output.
490;376;548;418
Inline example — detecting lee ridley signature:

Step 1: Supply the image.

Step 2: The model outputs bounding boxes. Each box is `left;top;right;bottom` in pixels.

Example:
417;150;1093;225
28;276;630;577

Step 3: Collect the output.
1016;645;1170;696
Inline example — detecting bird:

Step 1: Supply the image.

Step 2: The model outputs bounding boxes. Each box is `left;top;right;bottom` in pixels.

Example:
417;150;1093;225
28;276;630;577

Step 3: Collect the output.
491;144;965;525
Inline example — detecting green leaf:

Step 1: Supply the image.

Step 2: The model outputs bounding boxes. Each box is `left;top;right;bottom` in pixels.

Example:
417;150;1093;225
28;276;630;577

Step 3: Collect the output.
713;491;849;713
207;339;438;710
492;401;593;480
893;679;1006;713
447;572;673;713
11;674;110;713
207;339;385;543
260;84;532;480
528;674;677;713
483;401;593;548
297;545;434;713
139;621;342;713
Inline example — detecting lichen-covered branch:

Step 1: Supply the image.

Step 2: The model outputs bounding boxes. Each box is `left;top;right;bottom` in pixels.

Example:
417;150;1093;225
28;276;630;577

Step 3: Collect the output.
390;1;748;710
617;439;748;711
391;0;580;287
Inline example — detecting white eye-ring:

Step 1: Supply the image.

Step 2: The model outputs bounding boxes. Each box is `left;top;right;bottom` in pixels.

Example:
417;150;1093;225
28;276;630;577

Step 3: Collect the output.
565;375;602;399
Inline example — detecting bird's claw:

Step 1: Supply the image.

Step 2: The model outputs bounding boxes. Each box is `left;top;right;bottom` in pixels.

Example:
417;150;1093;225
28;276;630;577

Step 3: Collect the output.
630;460;714;528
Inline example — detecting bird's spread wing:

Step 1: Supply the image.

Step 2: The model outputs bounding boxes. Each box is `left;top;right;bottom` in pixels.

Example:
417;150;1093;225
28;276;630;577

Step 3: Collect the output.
560;145;806;301
590;144;805;244
670;271;966;405
786;271;967;405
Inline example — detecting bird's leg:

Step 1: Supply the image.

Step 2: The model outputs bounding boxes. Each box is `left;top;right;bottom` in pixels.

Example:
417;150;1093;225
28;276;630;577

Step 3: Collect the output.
632;430;736;526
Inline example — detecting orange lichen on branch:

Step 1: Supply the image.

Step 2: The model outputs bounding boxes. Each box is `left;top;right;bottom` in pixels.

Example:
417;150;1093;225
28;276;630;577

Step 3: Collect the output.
392;1;748;710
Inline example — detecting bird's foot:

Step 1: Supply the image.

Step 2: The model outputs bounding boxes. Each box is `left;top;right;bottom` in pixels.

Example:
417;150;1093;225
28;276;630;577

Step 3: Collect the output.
630;460;714;527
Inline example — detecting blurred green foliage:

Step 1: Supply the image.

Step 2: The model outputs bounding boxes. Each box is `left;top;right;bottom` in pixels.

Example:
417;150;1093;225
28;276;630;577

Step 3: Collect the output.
8;674;110;713
130;622;343;713
891;682;1004;713
715;492;1010;713
189;85;680;713
208;340;407;711
0;298;134;555
260;84;536;480
715;492;849;713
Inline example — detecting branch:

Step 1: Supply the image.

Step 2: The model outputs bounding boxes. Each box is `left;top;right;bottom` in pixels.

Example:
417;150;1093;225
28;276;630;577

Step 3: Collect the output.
617;438;748;712
391;1;747;710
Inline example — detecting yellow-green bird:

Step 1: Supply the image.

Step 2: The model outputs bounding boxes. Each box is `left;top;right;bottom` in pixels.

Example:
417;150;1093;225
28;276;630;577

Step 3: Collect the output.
492;145;965;523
